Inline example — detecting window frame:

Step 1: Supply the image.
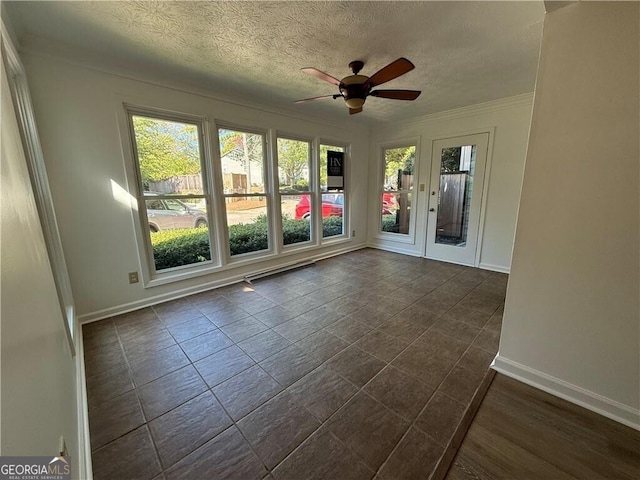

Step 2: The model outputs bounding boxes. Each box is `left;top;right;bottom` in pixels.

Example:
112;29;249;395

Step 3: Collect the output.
216;123;275;262
119;101;353;286
275;133;316;250
125;105;218;283
377;139;420;243
318;140;350;242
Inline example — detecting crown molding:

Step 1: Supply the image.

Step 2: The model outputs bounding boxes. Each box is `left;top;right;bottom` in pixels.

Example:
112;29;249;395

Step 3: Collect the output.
17;37;372;135
372;93;535;132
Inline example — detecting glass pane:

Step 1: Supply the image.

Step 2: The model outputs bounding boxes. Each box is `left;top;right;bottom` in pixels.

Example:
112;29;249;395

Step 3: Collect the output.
322;193;344;238
320;145;345;238
320;144;344;190
283;194;311;245
384;146;415;191
132;116;204;195
277;138;310;194
225;196;269;256
218;129;266;193
218;129;270;256
435;145;476;246
147;217;211;271
381;193;411;235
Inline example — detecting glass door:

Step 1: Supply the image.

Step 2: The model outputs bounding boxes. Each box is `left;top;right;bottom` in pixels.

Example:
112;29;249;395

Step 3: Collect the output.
425;133;489;265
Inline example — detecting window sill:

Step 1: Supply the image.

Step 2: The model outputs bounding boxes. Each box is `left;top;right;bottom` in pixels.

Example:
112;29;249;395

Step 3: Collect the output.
143;237;353;288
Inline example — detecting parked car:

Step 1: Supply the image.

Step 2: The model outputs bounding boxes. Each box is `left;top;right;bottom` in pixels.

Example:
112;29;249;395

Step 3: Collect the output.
145;197;207;232
294;193;393;220
382;192;397;211
294;194;343;220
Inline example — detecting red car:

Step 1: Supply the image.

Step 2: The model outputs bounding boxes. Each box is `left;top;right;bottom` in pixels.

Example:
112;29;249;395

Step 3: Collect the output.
295;194;343;219
294;193;395;220
382;192;397;211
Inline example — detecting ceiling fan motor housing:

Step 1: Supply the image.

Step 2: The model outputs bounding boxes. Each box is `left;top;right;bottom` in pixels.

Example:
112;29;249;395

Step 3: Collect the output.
340;74;370;108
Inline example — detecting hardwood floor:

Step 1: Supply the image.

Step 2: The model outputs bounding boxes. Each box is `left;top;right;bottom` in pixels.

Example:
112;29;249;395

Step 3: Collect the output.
444;374;640;480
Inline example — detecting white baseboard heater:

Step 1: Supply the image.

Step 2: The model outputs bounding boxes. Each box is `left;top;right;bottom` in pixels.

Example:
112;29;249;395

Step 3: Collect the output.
243;260;316;283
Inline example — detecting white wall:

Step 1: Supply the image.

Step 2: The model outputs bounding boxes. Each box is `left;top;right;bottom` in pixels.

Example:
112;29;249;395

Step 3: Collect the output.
21;54;371;320
0;60;79;461
496;1;640;428
368;94;534;272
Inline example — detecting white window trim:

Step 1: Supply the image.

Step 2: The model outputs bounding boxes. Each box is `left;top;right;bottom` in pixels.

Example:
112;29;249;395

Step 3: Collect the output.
1;23;76;356
215;123;275;264
318;139;350;242
275;132;318;249
117;99;353;288
123;104;220;284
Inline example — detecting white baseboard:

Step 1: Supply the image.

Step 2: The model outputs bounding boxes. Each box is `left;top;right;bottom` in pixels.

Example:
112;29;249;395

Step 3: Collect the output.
492;355;640;431
78;244;365;324
365;241;422;257
478;262;510;274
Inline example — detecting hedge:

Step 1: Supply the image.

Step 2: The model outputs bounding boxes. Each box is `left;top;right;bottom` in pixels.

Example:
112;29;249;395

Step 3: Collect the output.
150;215;345;270
382;214;400;232
150;228;212;270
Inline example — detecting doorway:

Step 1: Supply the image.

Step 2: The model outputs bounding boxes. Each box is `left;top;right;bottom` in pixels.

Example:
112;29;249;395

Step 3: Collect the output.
425;133;490;265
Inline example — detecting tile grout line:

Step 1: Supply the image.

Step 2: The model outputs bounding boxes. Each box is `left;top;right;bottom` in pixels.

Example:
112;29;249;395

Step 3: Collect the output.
83;251;507;479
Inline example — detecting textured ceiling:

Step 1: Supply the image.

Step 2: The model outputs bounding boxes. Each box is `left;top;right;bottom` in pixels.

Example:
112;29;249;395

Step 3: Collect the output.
4;1;545;125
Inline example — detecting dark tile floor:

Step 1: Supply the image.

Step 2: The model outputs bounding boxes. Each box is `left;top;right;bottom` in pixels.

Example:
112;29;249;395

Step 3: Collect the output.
83;248;505;480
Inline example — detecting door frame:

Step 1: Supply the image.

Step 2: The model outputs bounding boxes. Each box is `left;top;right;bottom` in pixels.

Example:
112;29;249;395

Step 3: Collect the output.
422;128;495;267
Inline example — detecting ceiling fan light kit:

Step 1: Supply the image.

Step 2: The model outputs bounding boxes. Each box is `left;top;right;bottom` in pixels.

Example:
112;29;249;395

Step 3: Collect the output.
296;57;421;114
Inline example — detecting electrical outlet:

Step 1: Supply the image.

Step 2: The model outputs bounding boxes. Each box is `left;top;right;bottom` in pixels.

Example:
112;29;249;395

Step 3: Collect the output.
352;230;356;236
128;271;139;284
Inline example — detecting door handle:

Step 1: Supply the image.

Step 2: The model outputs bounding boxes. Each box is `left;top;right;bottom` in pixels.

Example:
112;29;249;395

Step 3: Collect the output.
429;208;435;212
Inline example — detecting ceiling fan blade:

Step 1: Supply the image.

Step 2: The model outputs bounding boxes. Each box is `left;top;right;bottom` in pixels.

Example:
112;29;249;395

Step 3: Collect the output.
369;89;422;101
294;94;339;104
349;107;363;115
365;58;415;87
301;67;341;86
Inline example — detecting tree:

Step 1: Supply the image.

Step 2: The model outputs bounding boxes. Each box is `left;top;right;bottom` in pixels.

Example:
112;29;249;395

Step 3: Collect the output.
440;147;462;173
277;139;308;186
384;146;415;189
133;116;201;185
218;129;264;189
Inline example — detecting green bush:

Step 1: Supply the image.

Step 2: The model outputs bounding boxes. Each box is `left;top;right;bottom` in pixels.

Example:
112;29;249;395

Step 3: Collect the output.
294;179;309;191
382;214;399;232
150;228;211;270
228;216;269;255
151;215;345;270
322;215;344;238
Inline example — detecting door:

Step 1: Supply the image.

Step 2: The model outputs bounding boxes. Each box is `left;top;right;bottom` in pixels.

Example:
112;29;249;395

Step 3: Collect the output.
425;133;489;265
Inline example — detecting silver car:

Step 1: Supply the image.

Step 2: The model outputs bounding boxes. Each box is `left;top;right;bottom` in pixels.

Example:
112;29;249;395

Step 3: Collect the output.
145;198;208;232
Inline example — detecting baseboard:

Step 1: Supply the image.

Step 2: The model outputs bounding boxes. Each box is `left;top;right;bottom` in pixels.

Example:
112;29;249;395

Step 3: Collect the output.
478;262;510;274
75;331;93;479
365;241;422;257
78;244;366;324
492;355;640;431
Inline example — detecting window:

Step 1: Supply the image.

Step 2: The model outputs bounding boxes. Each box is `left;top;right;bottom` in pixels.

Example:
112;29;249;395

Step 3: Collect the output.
129;113;213;272
277;137;313;246
124;105;352;283
218;128;270;256
381;145;415;235
320;144;346;238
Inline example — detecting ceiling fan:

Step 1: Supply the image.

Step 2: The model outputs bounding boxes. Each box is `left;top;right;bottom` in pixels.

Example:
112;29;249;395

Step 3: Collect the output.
295;57;421;115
